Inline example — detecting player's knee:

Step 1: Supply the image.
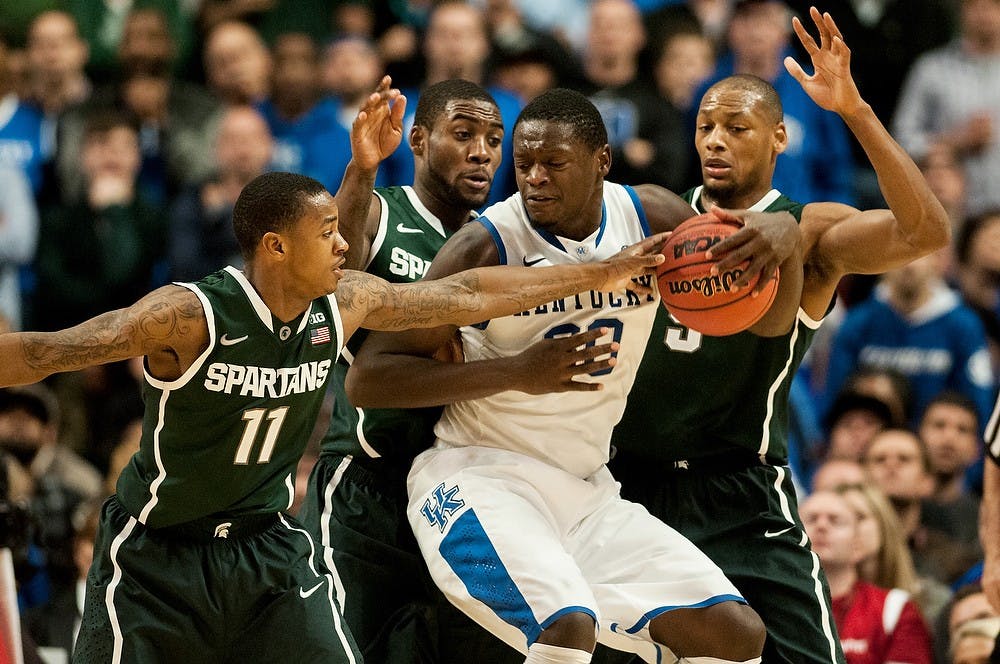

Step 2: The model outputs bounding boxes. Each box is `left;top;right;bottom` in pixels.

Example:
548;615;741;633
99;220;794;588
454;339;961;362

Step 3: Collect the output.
649;601;764;661
535;612;597;653
721;603;766;660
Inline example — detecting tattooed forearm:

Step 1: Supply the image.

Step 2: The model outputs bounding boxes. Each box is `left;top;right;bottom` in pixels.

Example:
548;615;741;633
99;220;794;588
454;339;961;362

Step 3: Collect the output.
0;285;206;386
340;264;619;333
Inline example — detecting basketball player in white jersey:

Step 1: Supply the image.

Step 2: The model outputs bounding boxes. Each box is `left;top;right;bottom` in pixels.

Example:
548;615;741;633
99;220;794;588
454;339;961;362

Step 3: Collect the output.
346;89;807;664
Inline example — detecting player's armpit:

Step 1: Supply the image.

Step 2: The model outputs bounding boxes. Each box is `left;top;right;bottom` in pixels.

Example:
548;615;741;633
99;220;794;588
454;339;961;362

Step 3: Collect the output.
0;285;207;387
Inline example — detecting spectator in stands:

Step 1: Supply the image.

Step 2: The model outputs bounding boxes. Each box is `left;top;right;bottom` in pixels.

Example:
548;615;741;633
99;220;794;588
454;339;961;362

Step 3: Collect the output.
800;489;933;664
824;389;895;462
55;8;221;206
168;105;272;280
825;248;995;429
812;457;868;493
842;366;914;432
321;35;384;135
950;617;1000;664
25;11;91;119
784;0;956;209
934;584;1000;664
203;21;271;106
893;0;1000;218
257;32;351;192
919;146;968;241
835;482;952;625
955;210;1000;377
864;429;981;586
34;110;168;332
580;0;676;187
0;385;102;595
0;38;49;194
0;167;38;331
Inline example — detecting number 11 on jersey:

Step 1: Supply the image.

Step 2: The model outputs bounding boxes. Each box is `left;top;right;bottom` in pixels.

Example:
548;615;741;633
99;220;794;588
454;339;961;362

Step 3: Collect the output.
234;406;289;464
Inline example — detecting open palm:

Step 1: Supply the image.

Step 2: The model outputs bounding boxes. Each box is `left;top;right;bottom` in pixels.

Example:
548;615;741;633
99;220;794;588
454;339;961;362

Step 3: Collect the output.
783;7;864;116
351;75;407;171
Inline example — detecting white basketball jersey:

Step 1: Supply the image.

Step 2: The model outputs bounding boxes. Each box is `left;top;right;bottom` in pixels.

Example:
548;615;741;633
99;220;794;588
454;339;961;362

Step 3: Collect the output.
434;182;658;478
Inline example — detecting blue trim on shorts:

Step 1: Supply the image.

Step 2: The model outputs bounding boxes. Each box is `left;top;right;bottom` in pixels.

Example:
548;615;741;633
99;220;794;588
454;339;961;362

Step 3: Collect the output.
622;184;651;237
476;217;507;265
439;509;541;644
614;593;746;635
540;605;598;632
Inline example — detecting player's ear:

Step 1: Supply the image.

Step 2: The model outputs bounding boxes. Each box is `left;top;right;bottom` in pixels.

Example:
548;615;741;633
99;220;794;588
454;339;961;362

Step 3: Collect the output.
410;124;426;156
773;122;788;155
598;144;611;177
261;231;285;259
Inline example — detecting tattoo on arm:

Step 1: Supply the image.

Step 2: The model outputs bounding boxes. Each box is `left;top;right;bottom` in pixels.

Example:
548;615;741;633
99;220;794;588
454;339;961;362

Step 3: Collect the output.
19;286;206;376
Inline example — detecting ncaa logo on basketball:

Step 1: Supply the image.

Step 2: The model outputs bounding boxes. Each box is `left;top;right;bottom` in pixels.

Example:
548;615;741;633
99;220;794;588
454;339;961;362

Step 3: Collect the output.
672;234;724;259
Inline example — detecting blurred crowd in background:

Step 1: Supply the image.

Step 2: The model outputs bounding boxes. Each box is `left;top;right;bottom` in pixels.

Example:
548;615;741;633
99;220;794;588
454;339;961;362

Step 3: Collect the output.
0;0;998;662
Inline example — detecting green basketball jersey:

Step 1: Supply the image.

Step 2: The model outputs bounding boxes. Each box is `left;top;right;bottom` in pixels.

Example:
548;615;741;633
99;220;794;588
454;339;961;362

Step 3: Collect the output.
116;267;342;528
321;186;457;464
612;187;818;463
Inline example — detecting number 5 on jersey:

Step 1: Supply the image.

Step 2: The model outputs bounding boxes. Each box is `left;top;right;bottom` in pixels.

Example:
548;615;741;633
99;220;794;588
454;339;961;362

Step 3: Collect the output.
234;406;289;464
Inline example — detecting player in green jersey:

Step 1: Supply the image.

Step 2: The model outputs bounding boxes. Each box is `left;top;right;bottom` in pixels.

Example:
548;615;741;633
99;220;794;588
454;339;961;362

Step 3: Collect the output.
0;90;667;662
608;9;951;664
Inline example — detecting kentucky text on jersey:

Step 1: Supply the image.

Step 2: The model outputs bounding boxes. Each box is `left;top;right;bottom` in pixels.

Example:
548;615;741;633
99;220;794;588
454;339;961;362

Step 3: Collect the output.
204;359;332;397
513;275;654;317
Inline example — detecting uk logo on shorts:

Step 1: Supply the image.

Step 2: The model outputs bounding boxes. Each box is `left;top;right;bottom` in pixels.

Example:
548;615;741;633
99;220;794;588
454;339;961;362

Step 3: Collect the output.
421;483;465;532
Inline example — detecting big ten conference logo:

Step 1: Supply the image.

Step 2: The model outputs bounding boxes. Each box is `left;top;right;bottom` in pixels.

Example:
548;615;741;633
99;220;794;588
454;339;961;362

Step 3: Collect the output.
420;483;465;532
309;312;326;325
672;234;724;260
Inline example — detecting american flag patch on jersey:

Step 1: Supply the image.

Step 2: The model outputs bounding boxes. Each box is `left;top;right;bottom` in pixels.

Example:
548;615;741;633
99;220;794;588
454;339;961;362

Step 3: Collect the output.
310;326;330;345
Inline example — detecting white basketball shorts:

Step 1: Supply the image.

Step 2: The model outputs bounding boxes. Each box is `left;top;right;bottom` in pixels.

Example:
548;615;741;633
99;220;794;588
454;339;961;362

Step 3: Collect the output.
406;445;745;660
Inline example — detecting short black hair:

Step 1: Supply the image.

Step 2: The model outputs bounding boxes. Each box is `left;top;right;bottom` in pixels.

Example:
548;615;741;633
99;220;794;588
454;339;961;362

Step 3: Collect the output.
704;74;784;123
413;79;498;130
232;172;328;260
956;209;1000;264
514;88;608;150
82;109;140;141
922;390;980;429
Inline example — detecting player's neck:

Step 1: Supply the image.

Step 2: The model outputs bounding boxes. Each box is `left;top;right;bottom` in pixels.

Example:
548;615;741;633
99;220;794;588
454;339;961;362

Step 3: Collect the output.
243;263;313;324
413;183;474;232
699;187;769;213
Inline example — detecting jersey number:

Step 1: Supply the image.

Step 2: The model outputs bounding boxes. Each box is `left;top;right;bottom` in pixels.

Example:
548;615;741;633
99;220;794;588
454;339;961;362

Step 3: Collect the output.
234;406;289;464
664;318;703;353
544;318;624;377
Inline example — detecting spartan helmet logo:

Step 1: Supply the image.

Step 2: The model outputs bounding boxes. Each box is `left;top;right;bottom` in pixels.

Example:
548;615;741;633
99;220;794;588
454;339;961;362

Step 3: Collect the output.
214;522;233;539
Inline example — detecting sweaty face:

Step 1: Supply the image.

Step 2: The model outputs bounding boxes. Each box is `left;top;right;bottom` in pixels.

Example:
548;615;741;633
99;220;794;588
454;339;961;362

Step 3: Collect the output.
695;85;784;208
419;99;503;210
513;120;609;236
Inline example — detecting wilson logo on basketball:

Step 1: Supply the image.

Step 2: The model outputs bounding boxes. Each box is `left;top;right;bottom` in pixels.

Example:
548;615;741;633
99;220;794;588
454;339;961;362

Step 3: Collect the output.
666;268;744;297
672;235;724;259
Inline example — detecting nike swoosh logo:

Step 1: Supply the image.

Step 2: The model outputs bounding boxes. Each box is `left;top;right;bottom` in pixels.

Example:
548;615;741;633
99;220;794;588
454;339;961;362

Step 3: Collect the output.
522;256;545;266
219;334;249;346
299;581;325;598
396;223;423;234
763;526;794;538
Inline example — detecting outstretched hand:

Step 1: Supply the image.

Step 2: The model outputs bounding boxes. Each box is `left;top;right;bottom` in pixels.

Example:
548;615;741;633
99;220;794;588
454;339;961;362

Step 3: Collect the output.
511;327;620;394
706;207;799;294
783;7;865;116
599;232;669;295
351;75;407;171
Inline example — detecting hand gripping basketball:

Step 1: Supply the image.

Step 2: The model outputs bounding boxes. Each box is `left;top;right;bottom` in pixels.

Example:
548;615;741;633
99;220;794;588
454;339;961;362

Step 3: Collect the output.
657;214;779;336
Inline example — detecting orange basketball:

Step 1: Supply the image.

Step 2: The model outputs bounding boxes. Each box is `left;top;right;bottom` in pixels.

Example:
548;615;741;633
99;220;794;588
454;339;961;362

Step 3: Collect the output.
656;213;779;336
